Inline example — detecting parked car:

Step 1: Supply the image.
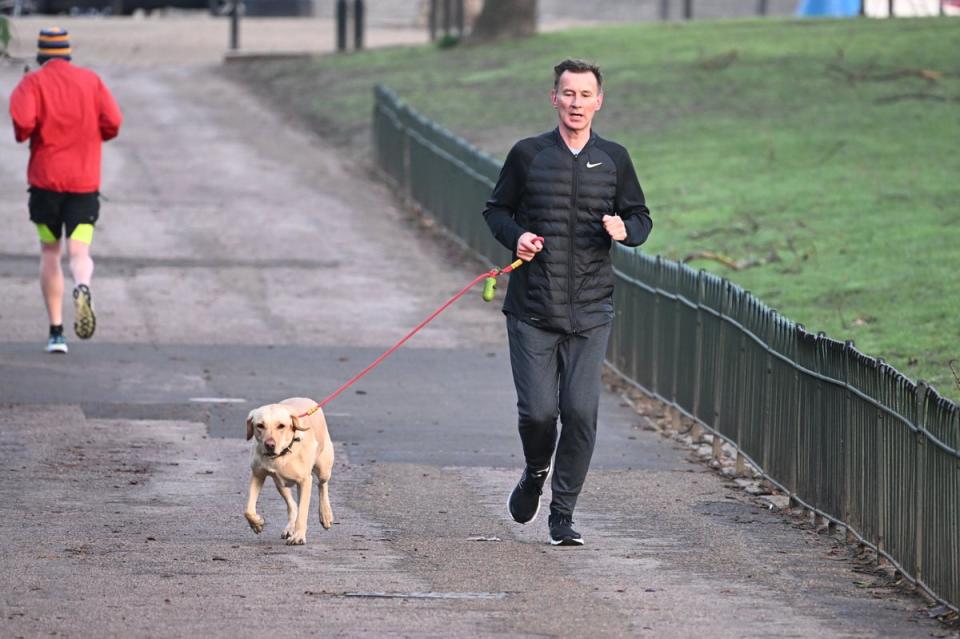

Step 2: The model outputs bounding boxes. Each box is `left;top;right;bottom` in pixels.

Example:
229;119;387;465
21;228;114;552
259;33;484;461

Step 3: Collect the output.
5;0;309;16
4;0;213;14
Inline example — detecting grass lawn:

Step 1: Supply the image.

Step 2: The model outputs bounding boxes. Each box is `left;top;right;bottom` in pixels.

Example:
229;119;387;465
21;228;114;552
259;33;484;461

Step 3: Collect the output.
229;16;960;399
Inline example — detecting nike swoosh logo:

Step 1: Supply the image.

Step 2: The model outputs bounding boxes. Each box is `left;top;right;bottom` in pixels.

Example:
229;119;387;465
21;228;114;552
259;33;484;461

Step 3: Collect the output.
586;161;603;168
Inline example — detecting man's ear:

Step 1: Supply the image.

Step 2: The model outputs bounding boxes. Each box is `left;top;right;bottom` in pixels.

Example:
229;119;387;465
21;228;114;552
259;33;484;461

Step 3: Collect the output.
550;89;558;109
246;410;257;441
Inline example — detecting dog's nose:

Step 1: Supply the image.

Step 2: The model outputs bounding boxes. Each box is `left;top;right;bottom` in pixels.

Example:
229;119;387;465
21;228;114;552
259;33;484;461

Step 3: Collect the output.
264;439;276;451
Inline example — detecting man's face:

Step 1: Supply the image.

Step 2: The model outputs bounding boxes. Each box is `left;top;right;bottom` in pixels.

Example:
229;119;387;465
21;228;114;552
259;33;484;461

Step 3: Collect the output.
551;70;603;135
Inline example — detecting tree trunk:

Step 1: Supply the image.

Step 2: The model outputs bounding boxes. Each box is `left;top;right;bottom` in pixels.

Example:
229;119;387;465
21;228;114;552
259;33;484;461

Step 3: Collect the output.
470;0;537;42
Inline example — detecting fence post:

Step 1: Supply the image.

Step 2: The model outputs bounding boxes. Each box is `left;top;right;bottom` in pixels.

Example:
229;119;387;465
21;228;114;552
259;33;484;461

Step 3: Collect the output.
914;381;928;583
842;340;853;531
761;312;775;470
229;0;241;50
953;404;960;606
670;265;681;409
651;256;662;398
429;0;438;41
815;332;826;518
790;325;805;501
756;0;768;16
400;107;412;200
691;269;705;440
336;0;348;51
442;0;452;37
684;0;693;20
712;280;730;461
734;297;747;475
875;358;886;563
660;0;669;20
353;0;364;50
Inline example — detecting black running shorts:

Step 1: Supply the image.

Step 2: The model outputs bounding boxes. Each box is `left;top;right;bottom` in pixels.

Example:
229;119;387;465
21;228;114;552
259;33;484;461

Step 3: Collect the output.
28;187;100;241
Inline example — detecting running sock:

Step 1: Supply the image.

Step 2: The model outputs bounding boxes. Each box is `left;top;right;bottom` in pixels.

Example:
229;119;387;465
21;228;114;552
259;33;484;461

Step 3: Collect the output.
49;324;64;337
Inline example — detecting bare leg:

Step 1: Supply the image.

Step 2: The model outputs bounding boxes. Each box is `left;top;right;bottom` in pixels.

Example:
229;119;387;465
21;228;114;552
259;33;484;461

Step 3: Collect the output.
272;476;298;539
40;241;64;326
244;472;267;533
67;238;93;287
68;237;96;339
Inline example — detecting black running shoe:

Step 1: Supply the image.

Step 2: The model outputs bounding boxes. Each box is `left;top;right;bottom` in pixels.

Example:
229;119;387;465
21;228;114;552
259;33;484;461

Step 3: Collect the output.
73;284;96;339
507;465;550;524
548;512;584;546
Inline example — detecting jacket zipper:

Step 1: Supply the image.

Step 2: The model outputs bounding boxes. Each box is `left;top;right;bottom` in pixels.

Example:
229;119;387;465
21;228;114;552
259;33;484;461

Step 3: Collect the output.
568;154;580;334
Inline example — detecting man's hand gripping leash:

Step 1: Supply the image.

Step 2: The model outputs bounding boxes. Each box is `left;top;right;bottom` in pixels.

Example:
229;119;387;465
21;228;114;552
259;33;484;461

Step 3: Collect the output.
483;235;543;301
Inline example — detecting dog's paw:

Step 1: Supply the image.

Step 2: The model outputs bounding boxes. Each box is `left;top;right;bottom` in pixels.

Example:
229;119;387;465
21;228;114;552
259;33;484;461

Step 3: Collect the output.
319;505;334;530
244;512;265;534
281;525;293;539
286;530;307;545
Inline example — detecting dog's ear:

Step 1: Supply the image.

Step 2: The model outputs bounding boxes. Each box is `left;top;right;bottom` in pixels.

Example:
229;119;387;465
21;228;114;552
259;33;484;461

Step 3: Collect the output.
246;410;257;441
290;411;310;431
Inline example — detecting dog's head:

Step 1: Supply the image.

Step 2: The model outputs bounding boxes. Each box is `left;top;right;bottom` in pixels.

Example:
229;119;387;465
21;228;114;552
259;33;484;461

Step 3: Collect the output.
246;404;311;457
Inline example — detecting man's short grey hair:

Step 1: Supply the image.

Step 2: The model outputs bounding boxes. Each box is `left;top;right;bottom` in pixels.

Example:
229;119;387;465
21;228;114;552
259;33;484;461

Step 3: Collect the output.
553;59;603;91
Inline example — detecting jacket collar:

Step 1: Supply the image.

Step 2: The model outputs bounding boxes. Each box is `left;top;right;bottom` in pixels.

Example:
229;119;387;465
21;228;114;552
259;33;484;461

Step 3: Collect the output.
552;127;597;156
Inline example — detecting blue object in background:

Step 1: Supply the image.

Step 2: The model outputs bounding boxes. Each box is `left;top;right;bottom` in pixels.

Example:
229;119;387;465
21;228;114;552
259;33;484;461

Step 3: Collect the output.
796;0;861;16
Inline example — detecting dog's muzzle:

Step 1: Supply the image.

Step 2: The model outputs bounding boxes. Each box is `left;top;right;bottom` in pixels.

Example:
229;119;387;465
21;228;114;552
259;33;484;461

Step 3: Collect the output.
264;436;301;458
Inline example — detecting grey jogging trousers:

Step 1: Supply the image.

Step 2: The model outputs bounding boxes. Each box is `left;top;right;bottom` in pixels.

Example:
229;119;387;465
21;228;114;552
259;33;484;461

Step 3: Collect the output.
506;315;612;517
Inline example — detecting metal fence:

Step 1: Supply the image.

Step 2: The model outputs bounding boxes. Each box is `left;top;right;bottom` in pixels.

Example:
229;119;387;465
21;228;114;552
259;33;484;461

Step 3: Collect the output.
372;84;959;612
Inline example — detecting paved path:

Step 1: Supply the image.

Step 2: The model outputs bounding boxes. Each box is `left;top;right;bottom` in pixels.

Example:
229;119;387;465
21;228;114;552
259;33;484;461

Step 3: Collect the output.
0;16;953;639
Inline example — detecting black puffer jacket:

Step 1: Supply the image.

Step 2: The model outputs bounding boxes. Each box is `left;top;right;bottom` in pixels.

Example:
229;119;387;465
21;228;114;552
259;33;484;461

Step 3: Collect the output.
483;128;652;334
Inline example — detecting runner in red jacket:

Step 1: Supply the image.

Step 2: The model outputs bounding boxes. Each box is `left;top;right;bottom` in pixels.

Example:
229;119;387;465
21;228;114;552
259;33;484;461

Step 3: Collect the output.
9;27;123;353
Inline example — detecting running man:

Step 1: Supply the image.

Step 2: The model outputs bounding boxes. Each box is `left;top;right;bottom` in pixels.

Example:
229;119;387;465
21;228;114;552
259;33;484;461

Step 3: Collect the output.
9;27;123;353
483;59;652;545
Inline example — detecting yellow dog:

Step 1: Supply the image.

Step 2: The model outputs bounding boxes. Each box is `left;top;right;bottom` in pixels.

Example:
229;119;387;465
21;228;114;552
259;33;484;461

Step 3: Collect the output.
244;397;334;545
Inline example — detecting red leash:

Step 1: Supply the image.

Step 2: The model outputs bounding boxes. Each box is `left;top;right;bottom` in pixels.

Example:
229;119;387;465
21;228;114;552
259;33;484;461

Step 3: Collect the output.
296;258;525;418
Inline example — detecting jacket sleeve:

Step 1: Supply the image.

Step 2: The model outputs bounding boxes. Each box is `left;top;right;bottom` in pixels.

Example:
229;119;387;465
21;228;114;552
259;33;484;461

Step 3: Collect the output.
9;77;37;143
98;78;123;141
482;143;529;254
614;147;652;248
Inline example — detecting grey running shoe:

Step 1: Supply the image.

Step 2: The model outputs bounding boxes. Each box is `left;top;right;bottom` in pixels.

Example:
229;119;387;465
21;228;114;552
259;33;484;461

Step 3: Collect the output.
508;465;550;524
548;512;584;546
45;334;68;354
73;284;96;339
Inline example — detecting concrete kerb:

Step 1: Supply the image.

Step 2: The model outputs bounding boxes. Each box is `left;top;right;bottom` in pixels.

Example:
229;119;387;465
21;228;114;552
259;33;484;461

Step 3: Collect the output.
223;51;315;64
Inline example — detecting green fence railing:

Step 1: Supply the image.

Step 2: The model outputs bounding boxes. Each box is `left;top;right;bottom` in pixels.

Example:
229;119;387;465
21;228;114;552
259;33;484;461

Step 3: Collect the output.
372;84;959;612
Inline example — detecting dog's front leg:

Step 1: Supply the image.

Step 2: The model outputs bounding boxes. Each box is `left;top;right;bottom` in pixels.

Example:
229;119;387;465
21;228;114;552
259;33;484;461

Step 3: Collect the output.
244;470;268;534
317;476;334;530
272;475;298;540
286;479;313;545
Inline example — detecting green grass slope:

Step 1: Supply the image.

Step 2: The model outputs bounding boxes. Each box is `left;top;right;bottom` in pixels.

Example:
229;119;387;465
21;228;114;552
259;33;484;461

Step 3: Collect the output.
232;17;960;398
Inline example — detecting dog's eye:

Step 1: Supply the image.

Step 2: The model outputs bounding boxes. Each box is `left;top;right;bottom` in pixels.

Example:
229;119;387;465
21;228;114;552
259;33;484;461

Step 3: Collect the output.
277;424;286;430
255;423;264;429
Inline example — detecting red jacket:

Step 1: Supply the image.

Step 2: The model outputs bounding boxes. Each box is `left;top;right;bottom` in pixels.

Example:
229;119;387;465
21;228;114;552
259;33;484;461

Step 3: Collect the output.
9;59;123;193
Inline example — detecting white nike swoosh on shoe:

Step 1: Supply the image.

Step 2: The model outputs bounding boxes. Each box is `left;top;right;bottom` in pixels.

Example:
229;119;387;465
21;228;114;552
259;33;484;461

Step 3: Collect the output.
549;535;585;546
586;161;603;168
